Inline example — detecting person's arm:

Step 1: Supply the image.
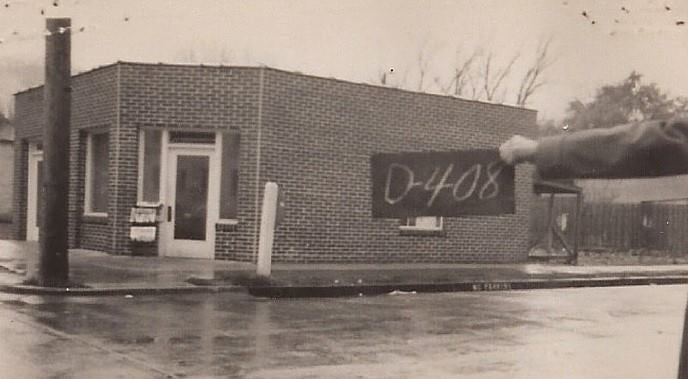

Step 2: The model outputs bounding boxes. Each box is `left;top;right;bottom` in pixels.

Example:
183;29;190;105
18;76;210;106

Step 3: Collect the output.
500;118;688;179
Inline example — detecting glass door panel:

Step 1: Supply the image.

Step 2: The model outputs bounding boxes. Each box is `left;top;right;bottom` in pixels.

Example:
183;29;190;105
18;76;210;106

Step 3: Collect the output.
173;155;209;241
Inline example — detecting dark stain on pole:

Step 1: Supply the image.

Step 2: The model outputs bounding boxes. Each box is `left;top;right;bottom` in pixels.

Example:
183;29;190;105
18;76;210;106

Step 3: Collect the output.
38;18;71;287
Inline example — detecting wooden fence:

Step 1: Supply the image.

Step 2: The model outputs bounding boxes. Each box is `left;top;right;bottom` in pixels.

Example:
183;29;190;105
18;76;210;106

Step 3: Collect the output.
531;196;688;254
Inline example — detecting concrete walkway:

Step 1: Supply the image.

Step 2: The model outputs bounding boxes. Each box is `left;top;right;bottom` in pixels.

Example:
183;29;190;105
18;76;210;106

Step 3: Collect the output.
1;239;688;297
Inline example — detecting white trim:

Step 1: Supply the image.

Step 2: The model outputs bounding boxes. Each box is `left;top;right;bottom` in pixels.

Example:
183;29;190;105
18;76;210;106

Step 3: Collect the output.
159;130;169;205
83;133;93;214
136;129;144;202
214;131;224;222
112;63;121;252
159;145;218;259
84;212;108;218
26;143;43;241
399;216;444;231
83;131;109;217
216;130;237;223
253;66;265;263
166;142;216;149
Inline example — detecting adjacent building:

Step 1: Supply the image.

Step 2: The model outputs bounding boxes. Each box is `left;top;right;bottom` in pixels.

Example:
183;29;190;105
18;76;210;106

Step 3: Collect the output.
12;62;536;263
0;117;13;226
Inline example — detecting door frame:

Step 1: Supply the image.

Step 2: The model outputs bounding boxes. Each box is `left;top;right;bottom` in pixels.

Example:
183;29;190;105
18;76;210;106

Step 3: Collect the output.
158;135;221;259
26;143;43;241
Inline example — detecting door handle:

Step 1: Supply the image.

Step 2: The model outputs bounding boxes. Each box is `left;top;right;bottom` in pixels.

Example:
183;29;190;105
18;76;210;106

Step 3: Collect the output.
167;206;172;222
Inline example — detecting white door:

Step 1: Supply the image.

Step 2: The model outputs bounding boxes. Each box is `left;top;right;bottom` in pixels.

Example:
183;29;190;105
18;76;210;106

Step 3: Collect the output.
160;147;218;259
26;145;43;241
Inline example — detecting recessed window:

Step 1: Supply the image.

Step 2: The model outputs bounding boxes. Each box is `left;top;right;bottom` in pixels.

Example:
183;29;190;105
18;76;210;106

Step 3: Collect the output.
400;216;443;231
219;132;240;220
85;132;109;215
141;129;161;202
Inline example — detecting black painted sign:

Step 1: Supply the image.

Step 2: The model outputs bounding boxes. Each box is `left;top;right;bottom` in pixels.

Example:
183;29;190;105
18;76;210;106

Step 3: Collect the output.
371;149;514;218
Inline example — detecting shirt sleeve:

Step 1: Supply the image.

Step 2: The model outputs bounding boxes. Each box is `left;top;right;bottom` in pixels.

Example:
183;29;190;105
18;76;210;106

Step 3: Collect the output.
535;118;688;179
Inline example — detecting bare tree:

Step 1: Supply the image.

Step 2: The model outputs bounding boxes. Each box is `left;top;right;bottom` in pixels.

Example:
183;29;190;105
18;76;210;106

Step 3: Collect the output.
464;73;481;100
372;37;554;107
434;47;480;97
378;70;388;86
415;47;436;92
481;51;519;102
515;38;553;106
374;67;407;89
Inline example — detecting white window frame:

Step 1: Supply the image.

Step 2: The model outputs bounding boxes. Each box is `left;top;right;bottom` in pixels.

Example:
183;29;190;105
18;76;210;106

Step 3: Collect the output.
216;131;239;225
136;129;145;202
137;129;164;205
400;216;444;231
84;131;109;217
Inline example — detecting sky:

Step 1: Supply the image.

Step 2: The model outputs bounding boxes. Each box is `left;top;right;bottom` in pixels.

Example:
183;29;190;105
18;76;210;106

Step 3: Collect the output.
0;0;686;122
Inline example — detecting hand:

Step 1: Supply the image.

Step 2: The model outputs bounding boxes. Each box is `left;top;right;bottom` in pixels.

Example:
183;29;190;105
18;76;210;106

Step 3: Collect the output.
499;135;538;165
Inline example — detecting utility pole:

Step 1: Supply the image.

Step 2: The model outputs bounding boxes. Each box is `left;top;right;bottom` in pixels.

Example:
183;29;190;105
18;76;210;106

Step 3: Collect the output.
35;18;71;287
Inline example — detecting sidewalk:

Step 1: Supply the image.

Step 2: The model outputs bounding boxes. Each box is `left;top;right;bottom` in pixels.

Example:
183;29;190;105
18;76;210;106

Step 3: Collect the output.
1;240;688;297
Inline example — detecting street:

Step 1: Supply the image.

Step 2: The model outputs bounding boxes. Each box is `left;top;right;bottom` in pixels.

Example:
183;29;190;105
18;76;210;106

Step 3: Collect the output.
0;285;686;379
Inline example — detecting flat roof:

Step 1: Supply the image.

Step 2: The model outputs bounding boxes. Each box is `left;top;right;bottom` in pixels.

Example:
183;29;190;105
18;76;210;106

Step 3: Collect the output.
14;61;537;114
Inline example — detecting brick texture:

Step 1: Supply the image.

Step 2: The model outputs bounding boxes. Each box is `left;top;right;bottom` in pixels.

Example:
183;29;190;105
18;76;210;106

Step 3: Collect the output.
13;62;536;263
13;64;118;250
259;69;536;263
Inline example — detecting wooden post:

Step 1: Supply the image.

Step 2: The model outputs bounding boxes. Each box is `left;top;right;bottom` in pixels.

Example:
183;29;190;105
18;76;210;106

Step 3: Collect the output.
571;193;583;265
545;193;555;254
256;182;278;278
34;18;71;287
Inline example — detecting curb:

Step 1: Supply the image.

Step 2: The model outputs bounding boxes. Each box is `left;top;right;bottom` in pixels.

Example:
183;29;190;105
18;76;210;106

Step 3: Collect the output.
0;284;245;296
247;275;688;298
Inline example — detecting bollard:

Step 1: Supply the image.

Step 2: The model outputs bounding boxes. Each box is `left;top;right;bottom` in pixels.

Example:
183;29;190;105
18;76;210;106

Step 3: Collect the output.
256;182;279;278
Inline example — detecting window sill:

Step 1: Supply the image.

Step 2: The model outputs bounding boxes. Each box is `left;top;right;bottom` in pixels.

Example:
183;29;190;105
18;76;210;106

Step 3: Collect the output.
399;228;446;237
82;214;109;224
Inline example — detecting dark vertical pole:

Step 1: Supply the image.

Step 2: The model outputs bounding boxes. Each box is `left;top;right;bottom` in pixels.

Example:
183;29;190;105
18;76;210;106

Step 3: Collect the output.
545;193;555;254
37;18;71;287
678;294;688;378
571;193;583;265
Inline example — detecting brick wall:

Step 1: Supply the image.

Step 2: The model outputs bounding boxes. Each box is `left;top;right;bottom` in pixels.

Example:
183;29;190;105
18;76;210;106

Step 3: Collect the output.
11;140;27;240
14;62;536;263
118;63;262;258
259;68;536;263
0;141;14;218
13;64;119;249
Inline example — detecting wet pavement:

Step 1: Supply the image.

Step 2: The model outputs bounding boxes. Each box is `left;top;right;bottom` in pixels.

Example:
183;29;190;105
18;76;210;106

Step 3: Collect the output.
3;240;688;296
0;284;685;378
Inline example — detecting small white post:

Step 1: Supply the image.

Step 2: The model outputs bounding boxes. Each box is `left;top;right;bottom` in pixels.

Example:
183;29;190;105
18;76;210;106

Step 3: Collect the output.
256;182;278;278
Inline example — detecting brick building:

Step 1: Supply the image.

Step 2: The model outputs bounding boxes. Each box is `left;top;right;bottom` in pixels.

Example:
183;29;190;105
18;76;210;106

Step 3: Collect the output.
12;62;536;263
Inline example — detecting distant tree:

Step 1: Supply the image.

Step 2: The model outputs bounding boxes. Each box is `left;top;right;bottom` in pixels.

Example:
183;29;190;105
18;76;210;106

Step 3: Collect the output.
515;38;553;107
379;38;554;108
433;46;479;98
537;118;561;137
480;51;519;103
563;71;687;131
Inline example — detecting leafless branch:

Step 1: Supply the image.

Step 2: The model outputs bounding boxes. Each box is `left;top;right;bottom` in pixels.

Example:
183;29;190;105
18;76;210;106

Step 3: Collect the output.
416;48;435;92
434;47;480;96
482;52;519;101
516;38;553;106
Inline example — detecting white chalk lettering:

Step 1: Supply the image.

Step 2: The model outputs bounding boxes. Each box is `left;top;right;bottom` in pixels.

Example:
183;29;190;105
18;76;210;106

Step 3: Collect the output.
452;164;481;202
383;160;504;207
424;164;454;207
384;163;423;205
478;161;503;200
